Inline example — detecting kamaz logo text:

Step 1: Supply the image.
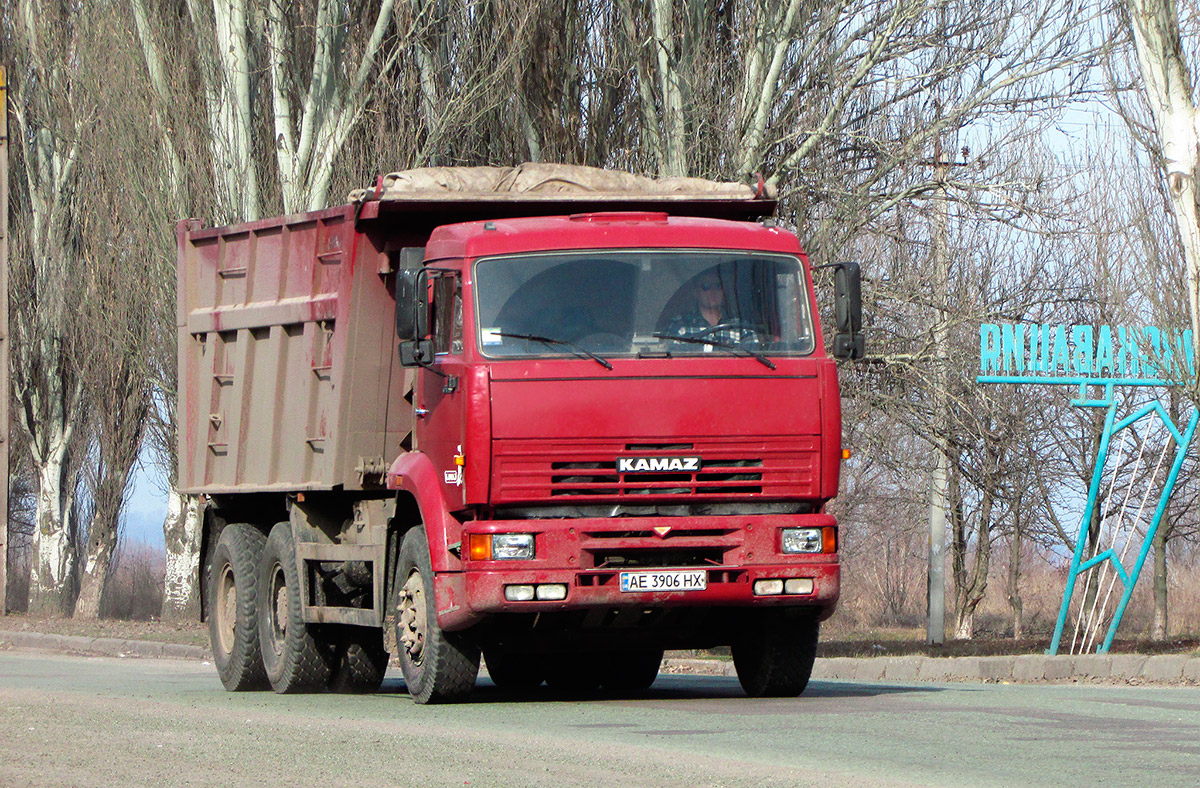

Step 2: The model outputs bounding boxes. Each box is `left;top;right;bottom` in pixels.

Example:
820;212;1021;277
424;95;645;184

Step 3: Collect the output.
617;456;701;473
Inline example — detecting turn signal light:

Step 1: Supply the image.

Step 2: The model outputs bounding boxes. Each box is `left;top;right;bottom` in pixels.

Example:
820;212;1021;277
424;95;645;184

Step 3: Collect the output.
823;526;837;553
468;534;492;561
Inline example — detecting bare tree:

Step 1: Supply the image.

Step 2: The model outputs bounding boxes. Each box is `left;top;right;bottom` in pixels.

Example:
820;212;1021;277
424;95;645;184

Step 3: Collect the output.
4;0;97;612
1117;0;1200;365
71;40;158;617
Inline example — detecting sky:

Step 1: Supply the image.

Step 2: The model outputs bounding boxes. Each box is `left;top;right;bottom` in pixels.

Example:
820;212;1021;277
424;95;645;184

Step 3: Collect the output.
123;455;168;550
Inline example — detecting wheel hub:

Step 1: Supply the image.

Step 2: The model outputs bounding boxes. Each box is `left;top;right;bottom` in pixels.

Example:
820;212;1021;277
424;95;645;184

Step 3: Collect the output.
398;571;426;665
269;564;288;654
217;565;237;655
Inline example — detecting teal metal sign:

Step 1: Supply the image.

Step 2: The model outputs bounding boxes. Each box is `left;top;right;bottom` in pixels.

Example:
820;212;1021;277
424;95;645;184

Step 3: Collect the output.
977;324;1196;655
979;323;1195;381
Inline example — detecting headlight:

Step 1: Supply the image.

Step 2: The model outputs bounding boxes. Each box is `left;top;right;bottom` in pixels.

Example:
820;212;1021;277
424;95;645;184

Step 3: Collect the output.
468;533;536;560
781;527;823;554
492;533;535;560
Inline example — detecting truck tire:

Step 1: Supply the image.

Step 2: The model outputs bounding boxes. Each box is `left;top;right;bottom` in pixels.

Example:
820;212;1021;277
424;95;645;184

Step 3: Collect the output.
258;522;334;693
207;523;269;691
731;614;819;697
483;648;545;690
396;528;480;703
328;627;389;693
599;649;663;692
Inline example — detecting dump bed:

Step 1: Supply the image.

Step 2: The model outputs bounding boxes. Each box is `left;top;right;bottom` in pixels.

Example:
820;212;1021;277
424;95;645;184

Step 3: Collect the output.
177;205;411;493
177;164;776;495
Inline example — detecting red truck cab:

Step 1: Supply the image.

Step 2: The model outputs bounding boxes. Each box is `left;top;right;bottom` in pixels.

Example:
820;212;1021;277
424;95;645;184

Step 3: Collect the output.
390;211;853;699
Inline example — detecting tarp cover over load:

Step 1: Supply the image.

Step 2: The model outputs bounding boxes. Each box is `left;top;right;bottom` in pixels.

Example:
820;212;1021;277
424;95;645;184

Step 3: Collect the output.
348;163;776;203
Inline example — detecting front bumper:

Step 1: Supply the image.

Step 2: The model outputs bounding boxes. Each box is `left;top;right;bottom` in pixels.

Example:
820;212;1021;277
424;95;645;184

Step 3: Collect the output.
452;513;839;621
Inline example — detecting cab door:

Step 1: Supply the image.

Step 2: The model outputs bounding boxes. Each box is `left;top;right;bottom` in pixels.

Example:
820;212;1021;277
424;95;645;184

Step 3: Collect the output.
415;269;468;508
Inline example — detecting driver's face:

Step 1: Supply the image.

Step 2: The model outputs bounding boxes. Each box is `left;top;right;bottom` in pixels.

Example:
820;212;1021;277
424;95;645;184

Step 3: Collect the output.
698;275;724;309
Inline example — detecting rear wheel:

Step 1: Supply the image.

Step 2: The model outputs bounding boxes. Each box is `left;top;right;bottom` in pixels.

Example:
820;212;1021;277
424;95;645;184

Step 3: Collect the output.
258;522;333;693
483;648;545;690
207;523;269;691
396;528;480;703
731;613;819;697
544;651;602;692
329;627;389;693
599;649;664;692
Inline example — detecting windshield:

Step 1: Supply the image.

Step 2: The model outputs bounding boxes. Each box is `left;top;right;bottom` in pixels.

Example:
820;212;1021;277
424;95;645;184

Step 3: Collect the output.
474;251;815;359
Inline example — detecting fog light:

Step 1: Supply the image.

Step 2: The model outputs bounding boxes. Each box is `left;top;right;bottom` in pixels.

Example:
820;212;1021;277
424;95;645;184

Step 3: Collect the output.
753;579;784;596
504;585;535;601
781;527;823;554
535;584;567;601
784;578;814;595
493;533;535;560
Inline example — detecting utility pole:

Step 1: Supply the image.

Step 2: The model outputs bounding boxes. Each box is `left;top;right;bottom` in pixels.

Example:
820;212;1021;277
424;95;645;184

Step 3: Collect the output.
926;139;952;646
0;66;9;616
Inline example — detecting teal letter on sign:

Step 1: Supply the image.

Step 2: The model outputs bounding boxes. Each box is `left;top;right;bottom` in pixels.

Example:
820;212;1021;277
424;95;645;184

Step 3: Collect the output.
980;324;1001;372
1050;325;1069;374
1001;324;1026;372
1071;325;1094;374
1094;325;1114;375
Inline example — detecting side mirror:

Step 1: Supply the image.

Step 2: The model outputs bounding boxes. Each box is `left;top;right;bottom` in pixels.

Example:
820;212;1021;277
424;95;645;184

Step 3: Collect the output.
832;262;864;360
398;339;435;368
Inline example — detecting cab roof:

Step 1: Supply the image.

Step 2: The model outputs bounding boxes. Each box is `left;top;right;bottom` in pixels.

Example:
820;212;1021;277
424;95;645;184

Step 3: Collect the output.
423;212;803;262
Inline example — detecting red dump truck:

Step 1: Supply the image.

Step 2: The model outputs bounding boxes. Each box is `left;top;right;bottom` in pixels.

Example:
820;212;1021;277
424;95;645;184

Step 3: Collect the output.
178;164;862;703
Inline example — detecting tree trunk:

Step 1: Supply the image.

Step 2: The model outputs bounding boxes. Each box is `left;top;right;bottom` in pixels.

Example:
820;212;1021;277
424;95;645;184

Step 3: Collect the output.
649;0;687;177
29;444;73;613
1008;524;1023;640
951;465;993;641
1151;522;1168;639
73;536;116;620
1122;0;1200;366
161;489;204;621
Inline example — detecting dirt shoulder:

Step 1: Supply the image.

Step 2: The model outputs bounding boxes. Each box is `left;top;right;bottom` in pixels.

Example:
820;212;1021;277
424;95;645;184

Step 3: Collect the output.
4;613;1198;659
0;612;208;648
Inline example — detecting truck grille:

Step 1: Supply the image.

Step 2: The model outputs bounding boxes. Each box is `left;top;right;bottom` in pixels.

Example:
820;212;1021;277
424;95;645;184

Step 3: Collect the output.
491;436;818;504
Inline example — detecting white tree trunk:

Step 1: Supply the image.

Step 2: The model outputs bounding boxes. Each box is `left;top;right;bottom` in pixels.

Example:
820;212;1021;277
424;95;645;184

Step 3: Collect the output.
649;0;687;177
1123;0;1200;359
29;444;71;607
954;610;974;640
161;488;203;621
73;537;114;620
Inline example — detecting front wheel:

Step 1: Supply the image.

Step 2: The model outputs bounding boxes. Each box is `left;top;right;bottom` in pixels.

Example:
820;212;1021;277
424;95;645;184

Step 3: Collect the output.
395;528;480;703
731;613;819;698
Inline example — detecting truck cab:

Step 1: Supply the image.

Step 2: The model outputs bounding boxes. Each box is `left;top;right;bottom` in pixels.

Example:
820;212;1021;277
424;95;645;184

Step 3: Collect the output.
390;212;850;698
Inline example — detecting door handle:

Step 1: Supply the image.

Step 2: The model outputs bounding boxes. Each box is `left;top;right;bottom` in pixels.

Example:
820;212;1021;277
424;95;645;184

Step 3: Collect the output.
415;407;429;418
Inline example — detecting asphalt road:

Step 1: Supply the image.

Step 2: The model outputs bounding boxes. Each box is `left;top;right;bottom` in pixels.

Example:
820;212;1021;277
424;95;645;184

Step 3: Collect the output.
0;650;1197;788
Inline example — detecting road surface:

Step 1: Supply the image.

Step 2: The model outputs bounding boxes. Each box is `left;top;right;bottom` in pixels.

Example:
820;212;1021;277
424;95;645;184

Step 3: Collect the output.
0;650;1196;787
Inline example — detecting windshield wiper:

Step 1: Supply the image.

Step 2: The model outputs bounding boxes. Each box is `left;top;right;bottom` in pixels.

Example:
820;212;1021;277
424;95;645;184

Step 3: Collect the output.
652;333;776;370
492;331;613;370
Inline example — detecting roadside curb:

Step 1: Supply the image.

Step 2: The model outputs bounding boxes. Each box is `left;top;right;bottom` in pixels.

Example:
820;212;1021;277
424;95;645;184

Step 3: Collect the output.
0;629;209;661
662;654;1200;685
4;629;1196;685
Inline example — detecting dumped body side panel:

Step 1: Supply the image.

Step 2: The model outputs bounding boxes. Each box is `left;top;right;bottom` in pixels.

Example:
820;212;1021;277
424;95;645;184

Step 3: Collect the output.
178;207;402;493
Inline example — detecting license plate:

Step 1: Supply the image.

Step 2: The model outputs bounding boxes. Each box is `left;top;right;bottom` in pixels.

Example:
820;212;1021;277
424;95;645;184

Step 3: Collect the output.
619;569;707;593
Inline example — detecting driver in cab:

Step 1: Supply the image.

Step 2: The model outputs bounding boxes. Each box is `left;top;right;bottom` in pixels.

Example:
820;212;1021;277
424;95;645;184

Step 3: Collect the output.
664;270;762;348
